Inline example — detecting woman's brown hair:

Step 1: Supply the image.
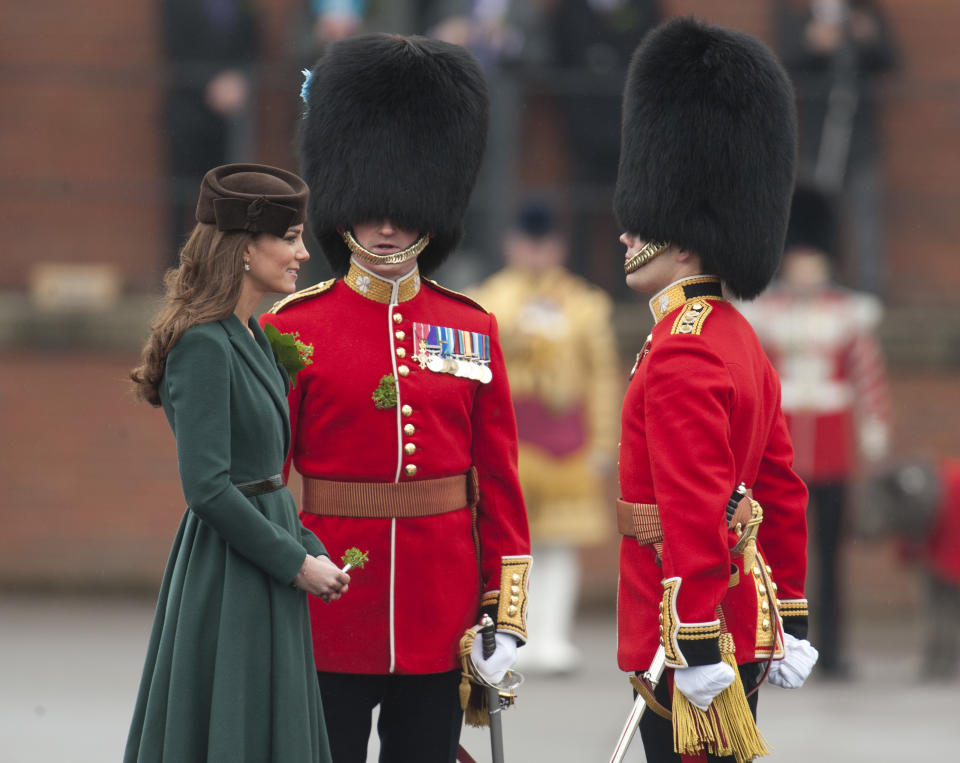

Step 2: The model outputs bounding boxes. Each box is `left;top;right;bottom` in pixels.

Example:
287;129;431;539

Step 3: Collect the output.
130;224;253;406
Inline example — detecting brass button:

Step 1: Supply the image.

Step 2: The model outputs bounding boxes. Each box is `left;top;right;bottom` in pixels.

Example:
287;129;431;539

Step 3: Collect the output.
404;464;417;476
398;365;410;377
393;312;403;324
395;330;406;340
396;347;406;358
401;405;413;417
762;618;771;631
510;585;520;595
403;424;415;436
761;600;769;613
765;565;772;574
771;582;778;592
510;595;519;605
507;606;517;617
659;601;664;610
659;614;663;623
404;443;416;455
758;584;767;595
512;573;521;584
753;566;761;576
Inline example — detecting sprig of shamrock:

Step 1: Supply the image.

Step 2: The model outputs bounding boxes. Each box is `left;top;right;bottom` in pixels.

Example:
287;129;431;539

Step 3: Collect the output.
341;547;370;573
264;323;314;388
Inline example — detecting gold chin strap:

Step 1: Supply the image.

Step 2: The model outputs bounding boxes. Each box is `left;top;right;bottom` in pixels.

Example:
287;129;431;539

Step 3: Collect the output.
624;240;669;274
343;229;431;266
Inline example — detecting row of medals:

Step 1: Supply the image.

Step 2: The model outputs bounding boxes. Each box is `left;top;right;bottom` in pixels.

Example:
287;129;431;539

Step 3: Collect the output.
414;347;493;384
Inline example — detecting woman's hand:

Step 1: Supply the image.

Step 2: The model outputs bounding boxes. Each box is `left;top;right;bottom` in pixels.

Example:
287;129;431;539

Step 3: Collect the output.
293;554;350;601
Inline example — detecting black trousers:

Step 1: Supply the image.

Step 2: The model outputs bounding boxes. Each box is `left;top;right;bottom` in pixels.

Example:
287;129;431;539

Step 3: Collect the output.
808;481;848;671
317;670;464;763
638;662;764;762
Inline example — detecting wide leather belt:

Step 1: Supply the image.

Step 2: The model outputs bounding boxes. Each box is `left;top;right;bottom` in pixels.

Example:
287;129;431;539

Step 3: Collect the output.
617;489;755;542
235;474;285;497
302;471;477;518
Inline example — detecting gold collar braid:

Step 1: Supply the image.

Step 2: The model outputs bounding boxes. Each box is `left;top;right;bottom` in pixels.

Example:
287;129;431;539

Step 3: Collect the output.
625;240;669;274
343;230;431;266
649;275;724;324
344;259;421;304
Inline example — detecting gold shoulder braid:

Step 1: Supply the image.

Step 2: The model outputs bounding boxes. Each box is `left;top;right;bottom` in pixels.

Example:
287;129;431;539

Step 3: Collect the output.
269;278;336;313
671;300;714;336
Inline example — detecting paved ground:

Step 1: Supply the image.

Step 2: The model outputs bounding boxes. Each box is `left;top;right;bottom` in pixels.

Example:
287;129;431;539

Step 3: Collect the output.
1;592;957;762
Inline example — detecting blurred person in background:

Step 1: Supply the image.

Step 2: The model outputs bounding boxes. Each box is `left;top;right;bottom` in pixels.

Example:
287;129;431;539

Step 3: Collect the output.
547;0;661;294
309;0;365;46
868;459;960;681
262;35;531;762
741;183;892;680
469;195;619;675
613;18;815;761
162;0;260;269
776;0;898;295
125;163;349;762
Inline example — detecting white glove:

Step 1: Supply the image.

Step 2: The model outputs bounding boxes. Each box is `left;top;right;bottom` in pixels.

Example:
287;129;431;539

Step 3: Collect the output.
673;661;736;711
471;631;519;685
767;633;819;689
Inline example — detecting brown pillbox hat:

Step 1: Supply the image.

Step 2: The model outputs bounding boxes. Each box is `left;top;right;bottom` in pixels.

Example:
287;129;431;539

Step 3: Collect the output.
195;163;309;238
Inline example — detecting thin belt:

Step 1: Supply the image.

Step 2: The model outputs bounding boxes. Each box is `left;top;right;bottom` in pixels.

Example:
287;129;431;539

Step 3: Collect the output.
302;470;478;518
235;474;285;497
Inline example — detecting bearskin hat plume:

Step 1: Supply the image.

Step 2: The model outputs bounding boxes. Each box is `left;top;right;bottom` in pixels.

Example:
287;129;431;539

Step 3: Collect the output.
614;17;797;299
299;34;489;276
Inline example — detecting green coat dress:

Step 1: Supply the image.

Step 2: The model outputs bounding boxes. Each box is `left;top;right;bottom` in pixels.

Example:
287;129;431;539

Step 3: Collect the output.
124;315;332;763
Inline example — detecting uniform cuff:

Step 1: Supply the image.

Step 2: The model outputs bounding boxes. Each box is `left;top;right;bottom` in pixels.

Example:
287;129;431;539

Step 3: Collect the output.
480;555;532;643
660;577;722;668
777;598;809;641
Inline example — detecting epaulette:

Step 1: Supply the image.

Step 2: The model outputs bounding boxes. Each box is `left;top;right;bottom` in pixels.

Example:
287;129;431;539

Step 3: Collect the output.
268;278;336;314
670;299;714;336
422;278;489;314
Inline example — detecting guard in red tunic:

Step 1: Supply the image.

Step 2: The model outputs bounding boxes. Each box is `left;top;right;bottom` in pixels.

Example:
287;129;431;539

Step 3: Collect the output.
260;34;531;763
739;184;892;678
612;18;818;762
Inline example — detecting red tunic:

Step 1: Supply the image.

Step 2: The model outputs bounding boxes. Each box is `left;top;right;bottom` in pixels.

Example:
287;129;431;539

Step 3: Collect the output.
928;459;960;584
261;262;530;675
739;286;890;481
617;276;809;671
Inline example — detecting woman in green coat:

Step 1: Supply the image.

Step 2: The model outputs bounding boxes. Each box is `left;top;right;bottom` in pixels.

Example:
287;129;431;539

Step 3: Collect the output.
125;164;349;762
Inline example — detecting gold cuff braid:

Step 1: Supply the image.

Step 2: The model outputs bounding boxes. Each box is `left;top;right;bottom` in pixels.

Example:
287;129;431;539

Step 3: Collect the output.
495;556;531;641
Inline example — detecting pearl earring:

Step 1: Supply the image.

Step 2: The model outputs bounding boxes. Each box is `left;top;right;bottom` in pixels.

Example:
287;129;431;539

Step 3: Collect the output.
244;261;251;271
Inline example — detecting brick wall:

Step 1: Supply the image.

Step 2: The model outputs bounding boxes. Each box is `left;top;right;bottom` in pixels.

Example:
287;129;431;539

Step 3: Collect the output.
0;0;303;291
2;0;960;299
2;0;960;602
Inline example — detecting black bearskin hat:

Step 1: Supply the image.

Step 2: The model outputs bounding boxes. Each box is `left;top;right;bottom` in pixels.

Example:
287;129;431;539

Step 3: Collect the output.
614;17;797;299
299;34;489;276
784;184;839;259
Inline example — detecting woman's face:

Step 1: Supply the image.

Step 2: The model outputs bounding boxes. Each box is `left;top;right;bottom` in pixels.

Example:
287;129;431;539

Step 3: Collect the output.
351;219;422;278
245;225;309;296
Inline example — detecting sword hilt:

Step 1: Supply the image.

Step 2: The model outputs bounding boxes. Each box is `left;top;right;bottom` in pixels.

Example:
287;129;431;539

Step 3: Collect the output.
480;613;496;660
